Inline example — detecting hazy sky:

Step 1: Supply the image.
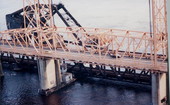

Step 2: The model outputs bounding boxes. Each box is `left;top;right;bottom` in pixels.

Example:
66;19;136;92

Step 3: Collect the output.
0;0;150;32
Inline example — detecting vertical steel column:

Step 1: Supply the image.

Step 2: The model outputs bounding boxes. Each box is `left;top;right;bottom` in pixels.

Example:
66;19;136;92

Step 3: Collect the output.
152;0;168;66
152;0;157;66
167;0;170;104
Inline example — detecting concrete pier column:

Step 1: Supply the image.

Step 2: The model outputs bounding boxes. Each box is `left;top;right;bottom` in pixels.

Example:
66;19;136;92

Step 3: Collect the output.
37;58;62;95
152;73;159;105
55;60;62;86
152;73;167;105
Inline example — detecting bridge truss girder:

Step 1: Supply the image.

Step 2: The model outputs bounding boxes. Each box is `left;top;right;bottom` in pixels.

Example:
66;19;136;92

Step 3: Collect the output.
0;0;168;72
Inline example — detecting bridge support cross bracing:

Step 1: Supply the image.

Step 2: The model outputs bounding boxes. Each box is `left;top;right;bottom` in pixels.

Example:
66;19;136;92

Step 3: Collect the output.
152;73;167;105
37;58;62;95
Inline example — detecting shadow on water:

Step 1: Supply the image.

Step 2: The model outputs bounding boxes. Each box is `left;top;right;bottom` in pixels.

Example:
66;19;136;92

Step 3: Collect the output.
0;63;151;105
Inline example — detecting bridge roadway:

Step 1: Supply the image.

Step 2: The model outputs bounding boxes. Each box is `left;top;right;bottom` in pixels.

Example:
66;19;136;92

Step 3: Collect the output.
0;44;167;72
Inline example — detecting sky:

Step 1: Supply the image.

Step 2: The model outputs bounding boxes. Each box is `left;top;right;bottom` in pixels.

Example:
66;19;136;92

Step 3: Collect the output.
0;0;150;32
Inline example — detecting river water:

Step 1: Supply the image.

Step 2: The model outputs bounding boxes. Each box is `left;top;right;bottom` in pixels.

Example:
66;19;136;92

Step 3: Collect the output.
0;0;150;32
1;0;152;105
0;63;151;105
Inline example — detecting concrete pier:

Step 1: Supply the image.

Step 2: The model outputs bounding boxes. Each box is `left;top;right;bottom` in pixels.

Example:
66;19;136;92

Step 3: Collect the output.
37;58;62;95
152;73;167;105
55;60;62;86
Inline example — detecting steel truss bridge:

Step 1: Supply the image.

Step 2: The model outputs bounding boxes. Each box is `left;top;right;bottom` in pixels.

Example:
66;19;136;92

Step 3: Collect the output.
0;0;168;73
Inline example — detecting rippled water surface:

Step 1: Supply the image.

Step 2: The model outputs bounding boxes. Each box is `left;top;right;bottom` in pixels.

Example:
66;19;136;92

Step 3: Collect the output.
0;64;151;105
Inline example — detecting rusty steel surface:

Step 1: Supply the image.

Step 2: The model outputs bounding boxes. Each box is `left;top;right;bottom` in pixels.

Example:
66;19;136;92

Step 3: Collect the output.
0;0;168;72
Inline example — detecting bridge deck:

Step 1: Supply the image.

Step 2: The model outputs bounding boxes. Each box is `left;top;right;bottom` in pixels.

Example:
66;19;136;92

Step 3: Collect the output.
0;45;167;72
